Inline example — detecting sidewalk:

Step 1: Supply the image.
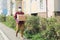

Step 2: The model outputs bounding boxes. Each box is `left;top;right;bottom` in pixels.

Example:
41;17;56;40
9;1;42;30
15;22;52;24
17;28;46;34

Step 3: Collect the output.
0;23;20;40
0;32;5;40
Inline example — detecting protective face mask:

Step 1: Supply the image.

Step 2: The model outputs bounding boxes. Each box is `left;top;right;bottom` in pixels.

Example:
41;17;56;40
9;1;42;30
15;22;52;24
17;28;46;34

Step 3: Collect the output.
18;9;22;11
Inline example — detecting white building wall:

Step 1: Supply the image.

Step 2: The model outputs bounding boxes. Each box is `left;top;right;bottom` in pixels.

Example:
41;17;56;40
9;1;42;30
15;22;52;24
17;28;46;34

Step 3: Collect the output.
31;0;38;13
23;0;46;14
12;0;16;15
22;0;55;17
23;0;31;14
48;0;54;17
29;0;46;13
54;0;60;11
7;0;11;16
0;0;2;14
22;0;26;14
23;0;42;14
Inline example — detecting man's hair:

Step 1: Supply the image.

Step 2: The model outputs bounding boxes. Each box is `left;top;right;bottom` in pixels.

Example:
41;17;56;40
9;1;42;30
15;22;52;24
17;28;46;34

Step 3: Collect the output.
18;7;21;9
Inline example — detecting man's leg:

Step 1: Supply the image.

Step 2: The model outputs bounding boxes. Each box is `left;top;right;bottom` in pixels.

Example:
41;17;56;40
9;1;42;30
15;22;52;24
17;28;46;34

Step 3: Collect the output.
20;24;24;37
16;23;19;37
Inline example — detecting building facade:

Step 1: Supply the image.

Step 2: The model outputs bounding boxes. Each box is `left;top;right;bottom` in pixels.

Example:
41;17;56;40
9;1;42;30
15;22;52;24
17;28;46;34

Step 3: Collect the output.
4;0;60;17
22;0;55;18
0;0;2;14
0;0;12;16
7;0;12;16
2;0;8;15
7;0;22;16
54;0;60;16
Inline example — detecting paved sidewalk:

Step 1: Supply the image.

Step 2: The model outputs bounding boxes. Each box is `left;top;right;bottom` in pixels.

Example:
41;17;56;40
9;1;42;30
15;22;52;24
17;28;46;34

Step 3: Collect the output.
0;23;20;40
0;32;5;40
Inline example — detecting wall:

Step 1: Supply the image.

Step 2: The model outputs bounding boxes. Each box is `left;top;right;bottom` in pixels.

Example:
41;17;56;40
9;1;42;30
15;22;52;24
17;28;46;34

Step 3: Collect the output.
0;0;2;14
22;0;55;18
7;0;11;16
39;0;46;12
38;0;47;18
22;0;31;14
54;0;60;11
22;0;46;14
15;0;22;11
47;0;54;17
12;0;16;15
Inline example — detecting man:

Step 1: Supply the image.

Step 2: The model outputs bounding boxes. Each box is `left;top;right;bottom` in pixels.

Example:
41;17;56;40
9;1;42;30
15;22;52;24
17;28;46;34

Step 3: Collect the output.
14;7;25;39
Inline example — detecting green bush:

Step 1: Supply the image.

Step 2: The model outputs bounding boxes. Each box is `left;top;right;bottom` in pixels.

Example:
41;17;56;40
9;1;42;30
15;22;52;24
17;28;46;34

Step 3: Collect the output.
46;17;57;30
3;16;16;30
24;16;60;40
24;16;40;38
40;18;47;30
32;33;45;40
43;17;60;40
0;14;60;40
0;14;6;22
0;14;16;29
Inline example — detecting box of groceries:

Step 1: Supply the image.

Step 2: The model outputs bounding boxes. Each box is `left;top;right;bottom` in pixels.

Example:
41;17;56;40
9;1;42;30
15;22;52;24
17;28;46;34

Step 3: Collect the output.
17;14;26;21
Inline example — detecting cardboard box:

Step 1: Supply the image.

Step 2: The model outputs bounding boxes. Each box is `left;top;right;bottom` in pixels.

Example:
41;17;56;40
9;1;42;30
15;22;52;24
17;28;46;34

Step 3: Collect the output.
17;14;26;21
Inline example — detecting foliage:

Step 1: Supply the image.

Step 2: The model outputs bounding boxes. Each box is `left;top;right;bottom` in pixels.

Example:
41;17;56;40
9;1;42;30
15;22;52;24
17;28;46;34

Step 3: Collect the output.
0;14;60;40
24;16;60;40
24;16;40;38
3;16;16;30
0;14;6;22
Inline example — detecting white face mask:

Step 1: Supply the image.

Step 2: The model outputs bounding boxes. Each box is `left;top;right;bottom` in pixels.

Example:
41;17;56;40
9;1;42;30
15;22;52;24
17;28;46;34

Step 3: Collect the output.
18;9;22;11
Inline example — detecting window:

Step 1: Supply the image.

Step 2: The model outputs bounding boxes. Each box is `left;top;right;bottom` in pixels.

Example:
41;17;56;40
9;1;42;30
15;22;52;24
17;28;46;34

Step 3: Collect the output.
40;0;43;9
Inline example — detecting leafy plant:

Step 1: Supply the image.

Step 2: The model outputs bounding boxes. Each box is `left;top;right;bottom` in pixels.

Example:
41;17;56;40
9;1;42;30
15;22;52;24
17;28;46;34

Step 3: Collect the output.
3;16;16;30
0;14;6;22
24;16;40;38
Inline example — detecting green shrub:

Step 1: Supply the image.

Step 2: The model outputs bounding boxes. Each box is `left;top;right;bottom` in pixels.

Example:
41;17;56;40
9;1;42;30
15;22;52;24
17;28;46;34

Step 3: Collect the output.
40;18;47;30
43;17;60;40
3;16;16;30
0;14;6;22
0;15;60;40
24;16;40;38
32;33;45;40
46;17;57;30
24;16;60;40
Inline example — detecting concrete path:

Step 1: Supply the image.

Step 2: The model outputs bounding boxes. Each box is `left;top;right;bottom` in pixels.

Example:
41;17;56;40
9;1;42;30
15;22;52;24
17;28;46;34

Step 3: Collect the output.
0;23;21;40
0;32;5;40
0;29;9;40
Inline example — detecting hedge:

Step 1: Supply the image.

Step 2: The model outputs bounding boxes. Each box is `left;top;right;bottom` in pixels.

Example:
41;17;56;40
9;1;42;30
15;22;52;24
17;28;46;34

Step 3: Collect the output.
0;14;60;40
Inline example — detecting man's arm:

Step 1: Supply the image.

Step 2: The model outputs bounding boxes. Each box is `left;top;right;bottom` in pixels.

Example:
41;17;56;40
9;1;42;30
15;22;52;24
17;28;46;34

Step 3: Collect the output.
14;12;17;20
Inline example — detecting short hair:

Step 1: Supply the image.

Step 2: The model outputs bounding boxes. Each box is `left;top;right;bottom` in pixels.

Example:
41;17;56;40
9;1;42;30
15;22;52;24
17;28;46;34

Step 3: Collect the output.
18;7;21;9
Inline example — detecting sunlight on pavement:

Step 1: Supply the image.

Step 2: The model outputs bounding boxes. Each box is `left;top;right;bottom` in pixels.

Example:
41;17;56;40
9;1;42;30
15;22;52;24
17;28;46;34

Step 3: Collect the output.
0;33;5;40
0;29;9;40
